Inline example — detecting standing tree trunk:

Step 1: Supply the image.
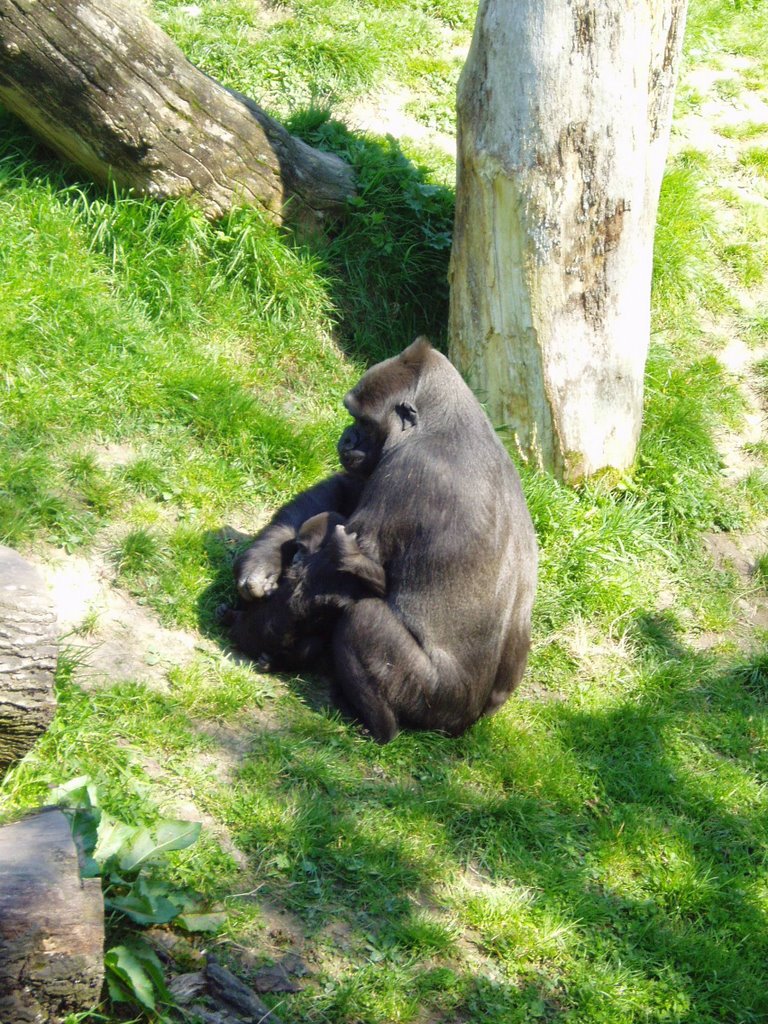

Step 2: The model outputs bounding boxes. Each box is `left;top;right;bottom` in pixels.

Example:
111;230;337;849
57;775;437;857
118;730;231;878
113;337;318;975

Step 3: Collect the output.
0;0;354;224
449;0;687;482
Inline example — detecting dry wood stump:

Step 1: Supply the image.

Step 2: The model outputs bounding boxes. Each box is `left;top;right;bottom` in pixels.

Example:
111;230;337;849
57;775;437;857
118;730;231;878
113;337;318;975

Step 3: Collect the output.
0;545;57;773
0;808;105;1023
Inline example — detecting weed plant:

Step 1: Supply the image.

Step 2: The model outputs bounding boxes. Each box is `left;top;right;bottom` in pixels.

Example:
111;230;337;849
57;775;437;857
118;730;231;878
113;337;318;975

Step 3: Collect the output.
2;0;768;1022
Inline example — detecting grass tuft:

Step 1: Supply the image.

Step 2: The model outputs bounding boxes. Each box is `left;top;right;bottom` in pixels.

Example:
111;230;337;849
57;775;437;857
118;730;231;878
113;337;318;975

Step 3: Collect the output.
652;156;724;324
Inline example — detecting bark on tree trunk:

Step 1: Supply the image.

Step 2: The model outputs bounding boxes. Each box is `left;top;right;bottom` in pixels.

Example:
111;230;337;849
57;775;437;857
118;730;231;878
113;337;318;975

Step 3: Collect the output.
0;0;354;224
0;808;105;1023
0;546;57;773
449;0;688;482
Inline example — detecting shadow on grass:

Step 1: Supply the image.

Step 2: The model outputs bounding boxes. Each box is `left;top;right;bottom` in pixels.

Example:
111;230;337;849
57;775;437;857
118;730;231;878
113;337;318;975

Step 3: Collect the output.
285;108;455;366
193;514;768;1024
0;104;455;373
190;609;768;1023
195;525;247;636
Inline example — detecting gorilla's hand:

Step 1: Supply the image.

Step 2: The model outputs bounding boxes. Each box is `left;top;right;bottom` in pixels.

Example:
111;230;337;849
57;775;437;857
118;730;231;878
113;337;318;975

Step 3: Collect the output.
331;523;363;564
235;546;284;600
330;524;386;598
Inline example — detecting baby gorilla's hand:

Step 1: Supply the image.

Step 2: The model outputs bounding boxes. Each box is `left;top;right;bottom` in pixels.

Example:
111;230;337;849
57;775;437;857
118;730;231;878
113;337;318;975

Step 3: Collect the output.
331;523;364;564
237;567;280;600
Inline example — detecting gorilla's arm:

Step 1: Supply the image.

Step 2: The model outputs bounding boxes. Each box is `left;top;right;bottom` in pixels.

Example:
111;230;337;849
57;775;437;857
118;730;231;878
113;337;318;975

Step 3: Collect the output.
235;472;365;599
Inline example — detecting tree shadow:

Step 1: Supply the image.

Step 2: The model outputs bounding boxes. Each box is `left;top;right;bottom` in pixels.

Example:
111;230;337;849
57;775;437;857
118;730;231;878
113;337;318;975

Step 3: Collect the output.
199;603;768;1022
266;108;456;366
0;103;455;372
195;513;768;993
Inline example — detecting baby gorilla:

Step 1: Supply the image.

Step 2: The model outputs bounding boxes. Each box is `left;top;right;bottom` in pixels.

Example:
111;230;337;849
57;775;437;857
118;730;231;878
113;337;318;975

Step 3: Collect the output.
220;512;385;671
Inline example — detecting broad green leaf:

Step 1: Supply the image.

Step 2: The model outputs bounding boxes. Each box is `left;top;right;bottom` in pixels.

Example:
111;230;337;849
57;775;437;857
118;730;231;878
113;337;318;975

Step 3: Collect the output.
177;911;227;933
105;941;173;1010
93;814;137;867
106;971;134;1006
105;891;181;926
130;941;173;1002
50;775;99;809
68;806;101;875
105;945;157;1011
105;876;186;925
79;856;101;879
117;819;202;871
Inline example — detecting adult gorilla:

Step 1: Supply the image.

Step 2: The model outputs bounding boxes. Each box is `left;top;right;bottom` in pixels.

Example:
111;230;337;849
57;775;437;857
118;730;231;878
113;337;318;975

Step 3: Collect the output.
235;338;537;742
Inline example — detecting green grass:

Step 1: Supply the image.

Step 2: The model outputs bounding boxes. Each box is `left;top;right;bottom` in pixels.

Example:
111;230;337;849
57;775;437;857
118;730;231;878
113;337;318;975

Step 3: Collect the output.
651;155;726;325
718;121;768;140
685;0;768;66
3;0;768;1022
713;77;741;100
740;145;768;179
153;0;469;118
715;197;768;288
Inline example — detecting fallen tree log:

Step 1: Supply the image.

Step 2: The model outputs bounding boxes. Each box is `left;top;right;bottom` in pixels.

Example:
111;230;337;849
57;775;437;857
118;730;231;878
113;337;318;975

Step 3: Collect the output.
0;0;354;223
0;808;105;1023
0;545;57;773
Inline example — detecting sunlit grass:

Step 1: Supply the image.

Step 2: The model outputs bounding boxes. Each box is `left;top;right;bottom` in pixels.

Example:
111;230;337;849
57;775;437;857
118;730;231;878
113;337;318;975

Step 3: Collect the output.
740;145;768;180
2;0;768;1021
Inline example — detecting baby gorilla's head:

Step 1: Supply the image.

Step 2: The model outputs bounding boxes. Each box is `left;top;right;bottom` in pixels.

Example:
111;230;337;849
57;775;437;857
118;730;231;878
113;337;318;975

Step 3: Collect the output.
219;585;327;671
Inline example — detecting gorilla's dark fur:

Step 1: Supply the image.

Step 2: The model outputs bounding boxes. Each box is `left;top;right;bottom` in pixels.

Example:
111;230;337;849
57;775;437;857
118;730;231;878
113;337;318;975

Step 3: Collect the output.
233;338;537;742
222;511;385;670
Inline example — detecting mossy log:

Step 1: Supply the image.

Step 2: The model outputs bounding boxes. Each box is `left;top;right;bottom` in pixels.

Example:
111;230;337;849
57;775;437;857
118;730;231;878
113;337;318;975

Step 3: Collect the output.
0;0;354;223
0;808;105;1023
0;545;57;773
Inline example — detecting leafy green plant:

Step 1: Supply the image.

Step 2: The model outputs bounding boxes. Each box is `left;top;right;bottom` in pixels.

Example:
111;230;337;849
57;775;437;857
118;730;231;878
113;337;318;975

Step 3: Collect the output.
52;776;224;1019
104;943;174;1018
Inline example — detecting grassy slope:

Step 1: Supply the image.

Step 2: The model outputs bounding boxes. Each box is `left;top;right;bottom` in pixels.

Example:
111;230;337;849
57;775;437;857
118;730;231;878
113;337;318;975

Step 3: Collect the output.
1;1;768;1022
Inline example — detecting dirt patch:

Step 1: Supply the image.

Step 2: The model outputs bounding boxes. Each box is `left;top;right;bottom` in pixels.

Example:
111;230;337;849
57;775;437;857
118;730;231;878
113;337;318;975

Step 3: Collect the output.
193;720;261;780
138;751;249;868
702;528;768;636
254;901;309;955
343;83;457;156
32;547;212;690
91;442;137;470
671;57;768;161
712;331;767;480
703;529;767;580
